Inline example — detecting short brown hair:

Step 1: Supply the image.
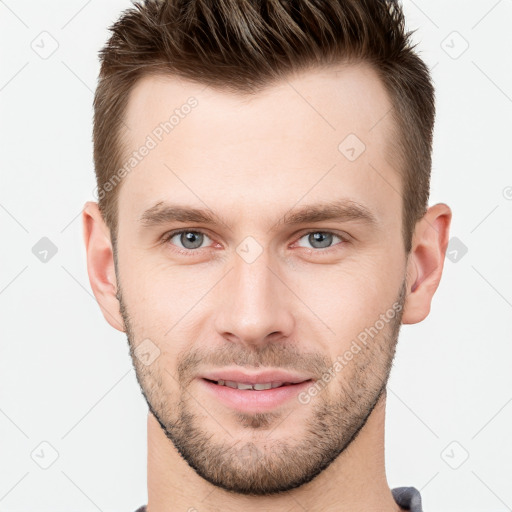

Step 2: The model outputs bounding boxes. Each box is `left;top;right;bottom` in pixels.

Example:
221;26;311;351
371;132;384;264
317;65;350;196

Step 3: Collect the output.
93;0;434;252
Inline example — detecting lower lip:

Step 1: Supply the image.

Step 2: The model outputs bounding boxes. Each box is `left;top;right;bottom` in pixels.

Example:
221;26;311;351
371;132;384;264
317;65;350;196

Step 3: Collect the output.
198;378;313;413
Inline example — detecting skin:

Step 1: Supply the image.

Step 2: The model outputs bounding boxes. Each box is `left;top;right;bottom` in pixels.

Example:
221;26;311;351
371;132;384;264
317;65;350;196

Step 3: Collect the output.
83;62;451;512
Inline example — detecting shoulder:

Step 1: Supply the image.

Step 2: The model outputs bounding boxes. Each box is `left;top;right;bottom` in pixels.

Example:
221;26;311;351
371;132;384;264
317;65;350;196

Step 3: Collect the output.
392;487;423;511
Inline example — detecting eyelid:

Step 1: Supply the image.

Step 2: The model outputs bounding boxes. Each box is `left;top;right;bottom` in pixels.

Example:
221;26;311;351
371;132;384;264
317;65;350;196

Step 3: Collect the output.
161;228;350;255
293;228;351;242
291;229;350;252
160;228;216;256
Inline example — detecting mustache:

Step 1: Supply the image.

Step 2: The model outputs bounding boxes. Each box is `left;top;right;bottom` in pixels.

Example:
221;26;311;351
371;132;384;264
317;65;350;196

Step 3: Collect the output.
176;342;332;386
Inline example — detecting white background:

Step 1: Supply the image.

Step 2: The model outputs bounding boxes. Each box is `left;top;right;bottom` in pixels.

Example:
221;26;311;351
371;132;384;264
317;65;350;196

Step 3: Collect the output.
1;1;511;510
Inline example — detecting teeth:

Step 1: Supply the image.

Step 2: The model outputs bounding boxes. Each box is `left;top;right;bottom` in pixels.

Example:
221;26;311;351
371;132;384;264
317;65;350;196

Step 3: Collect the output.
253;383;272;390
215;380;286;390
235;382;253;390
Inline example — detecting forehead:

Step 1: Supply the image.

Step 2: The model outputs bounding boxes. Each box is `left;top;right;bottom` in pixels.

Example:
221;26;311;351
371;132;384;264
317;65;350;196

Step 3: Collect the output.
124;63;394;141
118;63;400;228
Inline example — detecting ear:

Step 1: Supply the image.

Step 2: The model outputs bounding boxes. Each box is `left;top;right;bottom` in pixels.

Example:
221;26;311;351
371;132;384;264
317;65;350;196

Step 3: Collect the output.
402;203;452;324
82;201;125;332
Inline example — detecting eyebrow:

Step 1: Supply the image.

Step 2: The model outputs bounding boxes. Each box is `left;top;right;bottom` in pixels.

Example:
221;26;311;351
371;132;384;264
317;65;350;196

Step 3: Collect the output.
138;199;377;231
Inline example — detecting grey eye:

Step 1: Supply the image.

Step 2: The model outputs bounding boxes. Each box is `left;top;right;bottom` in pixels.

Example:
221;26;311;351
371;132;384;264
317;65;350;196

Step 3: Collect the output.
297;232;342;250
172;231;209;250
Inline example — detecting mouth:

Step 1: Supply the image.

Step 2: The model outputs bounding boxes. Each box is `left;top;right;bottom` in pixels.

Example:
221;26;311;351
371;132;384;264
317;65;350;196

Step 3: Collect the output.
203;378;309;391
198;371;314;413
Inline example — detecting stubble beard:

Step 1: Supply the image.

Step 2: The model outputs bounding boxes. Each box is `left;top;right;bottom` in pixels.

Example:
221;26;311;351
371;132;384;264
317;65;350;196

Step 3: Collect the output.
117;279;406;496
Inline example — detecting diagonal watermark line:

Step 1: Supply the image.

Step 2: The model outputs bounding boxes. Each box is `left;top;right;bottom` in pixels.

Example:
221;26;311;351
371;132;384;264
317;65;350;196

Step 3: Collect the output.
0;62;29;92
61;0;93;29
409;0;439;29
60;265;123;327
267;163;337;234
0;203;29;233
470;204;499;233
471;470;512;510
420;471;439;491
0;0;29;28
286;81;336;130
368;162;441;235
266;265;336;335
471;265;512;309
369;107;393;132
472;61;512;104
472;0;503;29
198;487;216;504
164;267;234;336
61;471;103;511
368;162;402;198
164;163;234;235
0;407;29;438
388;387;439;438
61;369;132;439
0;266;28;296
164;368;233;437
61;60;93;94
61;206;85;233
472;395;512;439
264;406;295;438
289;496;308;512
0;472;29;502
61;265;96;300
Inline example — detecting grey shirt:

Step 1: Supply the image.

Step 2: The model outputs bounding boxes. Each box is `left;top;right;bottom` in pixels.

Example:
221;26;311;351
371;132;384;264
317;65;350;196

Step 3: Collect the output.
135;486;423;511
392;486;423;511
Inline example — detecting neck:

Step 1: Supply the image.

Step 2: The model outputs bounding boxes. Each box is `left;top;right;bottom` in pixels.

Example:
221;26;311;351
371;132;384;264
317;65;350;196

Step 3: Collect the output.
146;390;403;512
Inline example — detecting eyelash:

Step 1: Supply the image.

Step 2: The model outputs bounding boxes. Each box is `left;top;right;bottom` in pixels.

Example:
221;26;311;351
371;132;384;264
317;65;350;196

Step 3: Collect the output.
160;229;349;257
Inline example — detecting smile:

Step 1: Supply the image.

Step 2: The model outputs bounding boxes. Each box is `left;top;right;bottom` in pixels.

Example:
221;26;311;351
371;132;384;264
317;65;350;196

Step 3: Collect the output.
205;379;299;390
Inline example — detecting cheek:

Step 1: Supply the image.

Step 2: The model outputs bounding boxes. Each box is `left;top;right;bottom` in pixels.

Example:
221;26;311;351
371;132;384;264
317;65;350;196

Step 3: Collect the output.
119;253;217;336
291;253;404;347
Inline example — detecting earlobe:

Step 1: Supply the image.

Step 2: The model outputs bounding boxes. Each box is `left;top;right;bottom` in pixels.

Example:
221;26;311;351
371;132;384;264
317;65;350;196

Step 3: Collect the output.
82;201;125;332
402;203;452;325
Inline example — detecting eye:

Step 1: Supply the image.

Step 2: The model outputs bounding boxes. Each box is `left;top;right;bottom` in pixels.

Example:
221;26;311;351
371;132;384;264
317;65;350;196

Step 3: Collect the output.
163;229;213;254
161;229;348;257
295;231;346;251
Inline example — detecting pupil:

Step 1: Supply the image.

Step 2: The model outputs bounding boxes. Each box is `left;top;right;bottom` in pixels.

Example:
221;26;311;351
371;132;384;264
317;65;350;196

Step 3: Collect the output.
310;232;332;248
182;231;203;249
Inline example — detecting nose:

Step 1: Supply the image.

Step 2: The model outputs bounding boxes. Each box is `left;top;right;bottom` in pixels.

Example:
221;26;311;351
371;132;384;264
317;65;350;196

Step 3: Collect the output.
213;245;295;349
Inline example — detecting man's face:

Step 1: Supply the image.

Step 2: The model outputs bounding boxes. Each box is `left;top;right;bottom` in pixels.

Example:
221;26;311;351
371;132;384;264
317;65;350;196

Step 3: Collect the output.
114;64;409;495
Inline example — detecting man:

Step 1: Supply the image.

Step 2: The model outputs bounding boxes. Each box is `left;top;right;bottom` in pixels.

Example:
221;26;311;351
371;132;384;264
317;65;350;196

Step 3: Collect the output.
83;0;451;510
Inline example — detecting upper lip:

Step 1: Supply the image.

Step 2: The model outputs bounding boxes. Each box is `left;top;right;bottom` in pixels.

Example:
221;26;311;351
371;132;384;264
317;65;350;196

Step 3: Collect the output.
200;369;314;385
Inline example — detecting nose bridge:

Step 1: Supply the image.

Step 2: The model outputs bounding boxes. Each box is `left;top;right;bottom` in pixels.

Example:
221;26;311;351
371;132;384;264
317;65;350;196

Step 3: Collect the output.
214;244;294;345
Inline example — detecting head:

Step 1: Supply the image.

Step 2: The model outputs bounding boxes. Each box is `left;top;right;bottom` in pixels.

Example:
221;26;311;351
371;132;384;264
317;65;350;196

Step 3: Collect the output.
93;0;435;253
84;0;451;496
